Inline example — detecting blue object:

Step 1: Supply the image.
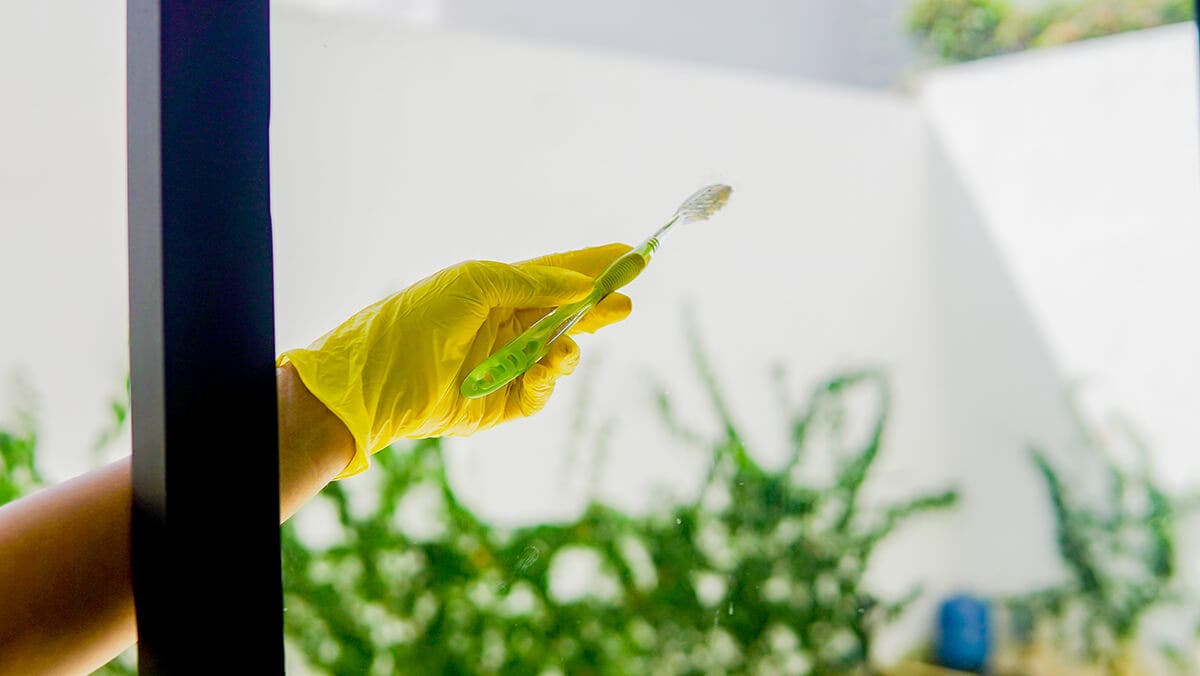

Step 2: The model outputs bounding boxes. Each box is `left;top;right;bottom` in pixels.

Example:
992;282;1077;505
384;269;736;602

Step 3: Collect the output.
935;594;991;672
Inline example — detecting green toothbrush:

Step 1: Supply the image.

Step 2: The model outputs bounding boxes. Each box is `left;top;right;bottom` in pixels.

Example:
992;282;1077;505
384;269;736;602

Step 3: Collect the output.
460;183;733;399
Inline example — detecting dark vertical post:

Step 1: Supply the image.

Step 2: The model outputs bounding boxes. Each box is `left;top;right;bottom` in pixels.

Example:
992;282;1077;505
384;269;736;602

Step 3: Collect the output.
127;2;282;673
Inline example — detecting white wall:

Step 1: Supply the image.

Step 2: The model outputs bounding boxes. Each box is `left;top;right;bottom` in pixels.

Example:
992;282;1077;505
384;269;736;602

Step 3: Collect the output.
927;137;1077;596
920;24;1200;493
920;27;1200;647
0;0;129;480
268;6;942;501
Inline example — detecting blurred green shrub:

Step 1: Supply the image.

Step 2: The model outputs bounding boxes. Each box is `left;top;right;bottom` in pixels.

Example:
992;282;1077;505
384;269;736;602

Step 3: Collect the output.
0;348;959;674
908;0;1195;63
282;335;958;675
1005;417;1198;672
0;410;41;505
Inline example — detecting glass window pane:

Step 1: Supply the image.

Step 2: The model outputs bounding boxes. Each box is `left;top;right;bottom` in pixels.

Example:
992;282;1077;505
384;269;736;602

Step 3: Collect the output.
271;2;1200;674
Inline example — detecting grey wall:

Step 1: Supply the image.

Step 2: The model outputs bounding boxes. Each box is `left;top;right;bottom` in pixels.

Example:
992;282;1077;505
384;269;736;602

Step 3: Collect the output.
388;0;918;88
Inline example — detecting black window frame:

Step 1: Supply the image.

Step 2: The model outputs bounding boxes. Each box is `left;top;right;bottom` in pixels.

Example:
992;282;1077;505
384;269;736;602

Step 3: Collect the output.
127;2;283;672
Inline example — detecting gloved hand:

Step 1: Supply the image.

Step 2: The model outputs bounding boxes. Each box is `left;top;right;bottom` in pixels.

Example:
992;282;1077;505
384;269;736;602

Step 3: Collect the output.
278;243;633;478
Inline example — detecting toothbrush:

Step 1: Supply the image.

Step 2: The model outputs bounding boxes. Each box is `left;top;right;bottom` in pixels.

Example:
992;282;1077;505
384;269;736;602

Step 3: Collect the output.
460;183;733;399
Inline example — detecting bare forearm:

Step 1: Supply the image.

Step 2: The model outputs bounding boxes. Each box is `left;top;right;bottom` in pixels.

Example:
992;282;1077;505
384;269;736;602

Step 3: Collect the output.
0;365;353;674
0;458;135;674
277;362;356;521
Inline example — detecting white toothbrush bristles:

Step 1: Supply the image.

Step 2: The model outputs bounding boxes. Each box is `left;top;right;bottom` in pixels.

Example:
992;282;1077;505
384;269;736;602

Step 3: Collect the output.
675;184;733;222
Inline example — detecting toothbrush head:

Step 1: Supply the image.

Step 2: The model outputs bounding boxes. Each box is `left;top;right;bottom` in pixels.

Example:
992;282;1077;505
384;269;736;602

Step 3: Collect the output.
675;184;732;222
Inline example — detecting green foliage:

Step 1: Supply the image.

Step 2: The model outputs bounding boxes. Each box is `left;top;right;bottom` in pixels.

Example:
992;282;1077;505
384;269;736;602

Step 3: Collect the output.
91;375;129;459
908;0;1196;63
0;411;41;505
1007;422;1191;668
909;0;1013;62
282;336;958;674
0;356;956;675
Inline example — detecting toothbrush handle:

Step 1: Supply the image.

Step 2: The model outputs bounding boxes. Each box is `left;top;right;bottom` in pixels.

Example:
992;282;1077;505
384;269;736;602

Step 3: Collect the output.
459;247;653;399
460;295;598;399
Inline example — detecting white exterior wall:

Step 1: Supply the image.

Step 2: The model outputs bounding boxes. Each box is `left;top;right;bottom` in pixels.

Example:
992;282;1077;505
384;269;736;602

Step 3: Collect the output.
921;25;1200;489
0;1;130;479
921;23;1200;593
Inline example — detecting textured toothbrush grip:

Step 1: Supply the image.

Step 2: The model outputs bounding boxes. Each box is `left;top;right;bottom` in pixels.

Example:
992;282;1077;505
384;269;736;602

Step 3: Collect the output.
460;298;595;399
593;250;649;296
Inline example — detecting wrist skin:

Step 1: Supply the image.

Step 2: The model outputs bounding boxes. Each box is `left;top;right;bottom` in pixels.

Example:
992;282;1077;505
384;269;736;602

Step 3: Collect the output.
276;362;357;521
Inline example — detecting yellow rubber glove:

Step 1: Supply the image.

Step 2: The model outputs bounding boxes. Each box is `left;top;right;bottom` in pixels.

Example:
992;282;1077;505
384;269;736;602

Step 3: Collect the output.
278;243;633;478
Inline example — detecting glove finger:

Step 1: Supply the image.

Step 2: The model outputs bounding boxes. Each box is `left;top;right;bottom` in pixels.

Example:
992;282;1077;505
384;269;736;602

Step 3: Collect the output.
568;293;632;335
511;293;631;333
516;243;632;278
468;261;593;308
509;337;580;418
540;335;581;376
514;307;551;328
512;362;559;418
